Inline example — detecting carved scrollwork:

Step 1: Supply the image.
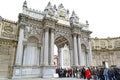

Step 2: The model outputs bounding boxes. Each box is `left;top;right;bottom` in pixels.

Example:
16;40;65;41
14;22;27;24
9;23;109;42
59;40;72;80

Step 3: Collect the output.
55;30;72;48
24;25;42;37
28;36;39;43
4;25;13;32
1;22;17;39
57;4;69;20
24;27;28;38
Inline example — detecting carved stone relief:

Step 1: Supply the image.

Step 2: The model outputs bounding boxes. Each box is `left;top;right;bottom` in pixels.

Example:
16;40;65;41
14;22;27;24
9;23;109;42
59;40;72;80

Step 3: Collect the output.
57;4;69;20
54;25;72;48
24;23;43;43
44;2;56;17
1;22;18;39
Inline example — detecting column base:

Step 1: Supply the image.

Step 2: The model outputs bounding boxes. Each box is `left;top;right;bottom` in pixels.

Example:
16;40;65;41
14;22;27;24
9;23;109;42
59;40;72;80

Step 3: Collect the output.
12;65;41;79
12;65;56;78
41;65;56;78
71;65;79;68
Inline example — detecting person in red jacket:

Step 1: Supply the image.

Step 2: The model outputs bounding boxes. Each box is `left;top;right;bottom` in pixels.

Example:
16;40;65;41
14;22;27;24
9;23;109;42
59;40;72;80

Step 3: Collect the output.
85;67;91;80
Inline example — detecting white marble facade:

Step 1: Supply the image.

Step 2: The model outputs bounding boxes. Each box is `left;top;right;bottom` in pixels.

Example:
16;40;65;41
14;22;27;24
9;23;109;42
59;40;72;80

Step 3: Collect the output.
13;1;92;78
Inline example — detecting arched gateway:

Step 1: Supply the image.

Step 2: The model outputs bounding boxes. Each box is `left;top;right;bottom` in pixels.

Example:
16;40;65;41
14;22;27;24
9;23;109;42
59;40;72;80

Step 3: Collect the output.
13;1;92;78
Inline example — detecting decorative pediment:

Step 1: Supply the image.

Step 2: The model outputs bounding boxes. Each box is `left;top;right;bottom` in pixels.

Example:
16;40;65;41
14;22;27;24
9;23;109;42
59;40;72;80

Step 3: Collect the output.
43;2;70;21
57;3;69;20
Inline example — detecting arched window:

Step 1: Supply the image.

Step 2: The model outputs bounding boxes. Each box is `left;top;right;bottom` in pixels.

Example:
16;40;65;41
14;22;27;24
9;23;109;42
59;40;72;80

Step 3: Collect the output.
114;41;120;48
23;36;40;66
100;41;106;48
108;41;112;48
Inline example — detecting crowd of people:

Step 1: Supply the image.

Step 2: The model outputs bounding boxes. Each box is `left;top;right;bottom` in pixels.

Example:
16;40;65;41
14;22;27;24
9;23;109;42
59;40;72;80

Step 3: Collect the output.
56;66;120;80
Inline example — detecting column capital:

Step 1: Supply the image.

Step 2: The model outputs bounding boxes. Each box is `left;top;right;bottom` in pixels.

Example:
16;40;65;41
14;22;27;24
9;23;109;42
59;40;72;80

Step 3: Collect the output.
51;28;55;33
78;34;81;38
19;23;26;29
88;37;91;41
44;28;49;32
72;33;78;37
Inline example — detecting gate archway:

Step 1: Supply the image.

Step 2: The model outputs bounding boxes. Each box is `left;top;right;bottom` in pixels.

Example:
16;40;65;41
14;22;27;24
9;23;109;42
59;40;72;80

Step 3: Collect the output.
13;1;92;78
55;36;71;69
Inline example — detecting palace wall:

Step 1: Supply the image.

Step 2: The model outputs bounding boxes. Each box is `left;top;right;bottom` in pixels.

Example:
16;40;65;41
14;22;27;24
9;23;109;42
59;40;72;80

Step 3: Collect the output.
91;37;120;67
0;17;18;78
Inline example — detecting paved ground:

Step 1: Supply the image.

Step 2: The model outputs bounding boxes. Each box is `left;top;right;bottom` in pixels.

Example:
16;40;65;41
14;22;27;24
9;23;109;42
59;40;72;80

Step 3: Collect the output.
0;78;90;80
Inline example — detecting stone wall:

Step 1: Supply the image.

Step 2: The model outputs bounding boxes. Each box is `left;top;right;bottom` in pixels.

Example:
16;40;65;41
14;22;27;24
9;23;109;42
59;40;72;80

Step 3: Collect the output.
91;37;120;67
0;18;18;78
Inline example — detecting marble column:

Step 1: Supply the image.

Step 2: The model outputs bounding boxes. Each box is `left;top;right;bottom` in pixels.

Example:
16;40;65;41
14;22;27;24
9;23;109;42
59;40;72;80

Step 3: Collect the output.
78;35;83;66
58;48;62;68
73;34;78;66
43;28;49;65
40;34;44;65
88;39;92;66
50;29;54;65
15;25;24;65
23;45;27;66
38;47;42;66
70;49;73;66
21;45;25;66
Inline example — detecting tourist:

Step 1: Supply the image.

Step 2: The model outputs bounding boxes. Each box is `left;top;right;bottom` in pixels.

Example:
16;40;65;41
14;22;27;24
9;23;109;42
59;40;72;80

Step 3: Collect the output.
103;68;109;80
81;67;86;79
85;67;91;80
92;67;99;80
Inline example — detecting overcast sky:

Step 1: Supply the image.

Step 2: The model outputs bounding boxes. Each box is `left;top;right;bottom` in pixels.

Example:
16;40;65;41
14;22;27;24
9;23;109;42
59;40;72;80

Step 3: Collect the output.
0;0;120;38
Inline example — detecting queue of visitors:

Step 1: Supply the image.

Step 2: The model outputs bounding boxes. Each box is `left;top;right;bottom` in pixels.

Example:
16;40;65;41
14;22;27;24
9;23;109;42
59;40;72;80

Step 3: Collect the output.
56;66;120;80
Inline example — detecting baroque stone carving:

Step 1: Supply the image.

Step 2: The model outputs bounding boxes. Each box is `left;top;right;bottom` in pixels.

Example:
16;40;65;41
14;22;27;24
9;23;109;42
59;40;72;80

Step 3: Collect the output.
1;21;18;39
70;11;79;25
57;4;69;20
55;26;72;48
24;24;43;42
44;2;56;17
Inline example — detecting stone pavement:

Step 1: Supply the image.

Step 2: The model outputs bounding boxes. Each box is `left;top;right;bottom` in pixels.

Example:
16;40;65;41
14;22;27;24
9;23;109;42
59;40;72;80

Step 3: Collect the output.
0;78;92;80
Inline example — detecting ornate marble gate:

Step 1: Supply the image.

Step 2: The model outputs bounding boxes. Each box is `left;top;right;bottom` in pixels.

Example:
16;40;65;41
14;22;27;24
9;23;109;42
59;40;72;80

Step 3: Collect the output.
13;1;92;78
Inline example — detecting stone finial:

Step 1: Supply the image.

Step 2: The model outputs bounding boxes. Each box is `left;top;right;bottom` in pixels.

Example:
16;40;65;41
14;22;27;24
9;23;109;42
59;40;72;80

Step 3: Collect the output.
44;2;55;16
54;5;57;10
23;0;27;8
58;3;64;9
44;2;52;11
67;9;69;14
47;2;52;8
70;11;79;24
86;20;89;26
71;11;76;17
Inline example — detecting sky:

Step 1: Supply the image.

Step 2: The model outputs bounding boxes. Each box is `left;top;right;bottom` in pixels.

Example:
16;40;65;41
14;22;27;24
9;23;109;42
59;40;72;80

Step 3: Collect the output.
0;0;120;38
